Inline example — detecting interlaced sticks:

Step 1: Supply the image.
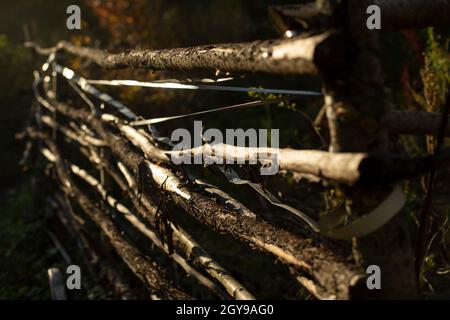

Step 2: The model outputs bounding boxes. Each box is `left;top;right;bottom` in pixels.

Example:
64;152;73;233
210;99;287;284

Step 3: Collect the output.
34;63;414;241
28;65;370;299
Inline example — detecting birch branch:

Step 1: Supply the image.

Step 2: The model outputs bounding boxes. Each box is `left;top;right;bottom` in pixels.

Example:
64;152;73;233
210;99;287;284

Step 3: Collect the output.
168;144;368;186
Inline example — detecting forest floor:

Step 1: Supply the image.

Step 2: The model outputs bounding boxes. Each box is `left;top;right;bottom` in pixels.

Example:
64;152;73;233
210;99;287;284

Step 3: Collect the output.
0;181;60;299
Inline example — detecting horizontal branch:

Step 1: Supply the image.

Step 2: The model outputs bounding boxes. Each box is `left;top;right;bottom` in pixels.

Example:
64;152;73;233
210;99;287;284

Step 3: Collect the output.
101;108;449;185
314;107;450;137
168;144;367;186
26;32;343;75
385;109;450;137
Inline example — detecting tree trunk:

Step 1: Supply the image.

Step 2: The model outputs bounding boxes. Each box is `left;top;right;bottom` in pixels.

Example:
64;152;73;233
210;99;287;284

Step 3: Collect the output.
320;0;418;299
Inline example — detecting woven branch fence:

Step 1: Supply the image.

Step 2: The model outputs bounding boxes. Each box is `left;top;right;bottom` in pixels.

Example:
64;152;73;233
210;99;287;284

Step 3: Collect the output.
20;0;450;299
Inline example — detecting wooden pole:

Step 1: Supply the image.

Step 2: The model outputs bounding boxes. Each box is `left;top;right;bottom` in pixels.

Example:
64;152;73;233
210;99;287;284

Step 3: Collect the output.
319;0;419;298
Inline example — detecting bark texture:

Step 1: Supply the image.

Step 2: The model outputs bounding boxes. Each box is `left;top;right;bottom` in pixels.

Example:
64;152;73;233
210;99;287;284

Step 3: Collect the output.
320;0;419;298
26;32;345;75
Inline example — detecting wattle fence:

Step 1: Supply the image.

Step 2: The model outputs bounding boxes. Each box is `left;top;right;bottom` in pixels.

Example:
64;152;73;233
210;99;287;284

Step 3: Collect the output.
21;1;450;299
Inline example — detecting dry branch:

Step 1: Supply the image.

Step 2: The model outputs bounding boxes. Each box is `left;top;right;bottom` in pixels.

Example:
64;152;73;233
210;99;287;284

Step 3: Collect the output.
110;162;256;300
33;97;450;298
26;32;343;75
115;123;169;162
168;144;368;186
167;142;450;186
